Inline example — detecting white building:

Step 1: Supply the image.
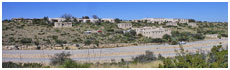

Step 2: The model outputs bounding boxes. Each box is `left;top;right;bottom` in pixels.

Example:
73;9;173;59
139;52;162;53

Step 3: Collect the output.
117;23;132;29
166;22;178;26
101;18;115;23
132;27;171;38
54;22;72;28
49;18;66;22
133;18;189;24
11;18;33;23
187;22;197;27
75;18;99;23
205;34;218;39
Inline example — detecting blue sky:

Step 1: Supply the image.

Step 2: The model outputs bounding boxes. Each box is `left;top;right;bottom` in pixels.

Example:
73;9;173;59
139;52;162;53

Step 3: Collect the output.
2;2;228;22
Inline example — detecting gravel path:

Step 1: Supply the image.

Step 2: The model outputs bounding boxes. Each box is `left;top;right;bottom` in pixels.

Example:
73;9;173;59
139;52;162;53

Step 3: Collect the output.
2;39;227;64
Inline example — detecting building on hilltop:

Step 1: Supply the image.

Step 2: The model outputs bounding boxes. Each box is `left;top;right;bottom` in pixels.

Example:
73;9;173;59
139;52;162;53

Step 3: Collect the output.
205;34;218;39
132;26;171;38
101;18;115;23
76;18;99;23
54;22;72;28
187;22;197;27
117;23;132;29
11;18;33;23
132;18;189;24
166;22;178;26
49;18;115;23
49;18;66;22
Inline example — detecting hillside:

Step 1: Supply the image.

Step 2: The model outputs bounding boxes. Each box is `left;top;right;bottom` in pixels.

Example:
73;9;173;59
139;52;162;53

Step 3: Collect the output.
2;21;228;49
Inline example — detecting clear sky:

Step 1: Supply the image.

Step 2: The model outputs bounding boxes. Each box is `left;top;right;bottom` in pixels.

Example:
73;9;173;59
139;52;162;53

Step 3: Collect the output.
2;2;228;22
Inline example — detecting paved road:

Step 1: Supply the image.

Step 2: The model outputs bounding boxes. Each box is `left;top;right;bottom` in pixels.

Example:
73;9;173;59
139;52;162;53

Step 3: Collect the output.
2;39;227;64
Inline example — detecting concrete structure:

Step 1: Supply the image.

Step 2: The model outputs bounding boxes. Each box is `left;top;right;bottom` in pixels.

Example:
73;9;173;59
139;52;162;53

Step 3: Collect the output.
49;18;66;22
101;18;115;23
132;27;171;38
123;29;132;33
133;18;189;24
84;30;102;34
205;34;218;39
187;23;197;27
77;19;99;23
117;23;132;29
11;18;33;23
166;22;178;26
54;22;72;28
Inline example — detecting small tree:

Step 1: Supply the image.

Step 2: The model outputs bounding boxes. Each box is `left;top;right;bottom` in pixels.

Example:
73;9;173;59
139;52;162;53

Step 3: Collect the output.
217;34;222;39
132;50;156;62
129;30;136;36
20;38;32;44
43;16;49;24
61;13;73;22
114;18;121;23
163;34;171;42
92;15;99;19
171;40;178;45
188;19;196;22
50;52;71;65
82;16;89;19
84;39;91;46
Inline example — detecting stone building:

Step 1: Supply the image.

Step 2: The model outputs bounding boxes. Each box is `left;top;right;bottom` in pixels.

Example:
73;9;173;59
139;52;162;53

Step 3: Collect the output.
132;26;171;38
166;22;178;26
117;23;132;29
133;18;189;24
49;18;66;22
205;34;218;39
77;18;99;23
11;18;33;23
187;22;197;27
101;18;115;23
54;22;72;28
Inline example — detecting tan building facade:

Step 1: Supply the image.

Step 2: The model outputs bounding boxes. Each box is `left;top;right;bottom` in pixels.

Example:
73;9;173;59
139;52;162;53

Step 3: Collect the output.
12;18;33;23
205;34;218;39
187;23;197;27
54;22;72;28
133;18;189;24
132;27;171;38
117;23;132;29
166;22;178;26
101;18;115;23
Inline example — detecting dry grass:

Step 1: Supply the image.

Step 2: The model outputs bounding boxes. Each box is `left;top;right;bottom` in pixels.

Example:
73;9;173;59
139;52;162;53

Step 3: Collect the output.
91;60;163;68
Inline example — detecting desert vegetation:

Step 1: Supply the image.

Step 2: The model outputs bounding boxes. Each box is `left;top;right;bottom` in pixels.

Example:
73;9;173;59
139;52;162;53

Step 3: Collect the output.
3;45;227;68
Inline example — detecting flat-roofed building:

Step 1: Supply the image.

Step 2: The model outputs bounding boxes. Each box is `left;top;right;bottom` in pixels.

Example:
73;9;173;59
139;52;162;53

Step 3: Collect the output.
54;22;72;28
132;26;171;38
117;23;132;29
101;18;115;23
166;22;178;26
205;34;218;39
49;18;66;22
11;18;33;23
187;22;197;27
133;18;189;24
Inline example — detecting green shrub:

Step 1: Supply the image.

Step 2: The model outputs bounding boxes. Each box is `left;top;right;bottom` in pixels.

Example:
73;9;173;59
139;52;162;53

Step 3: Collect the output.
2;62;45;68
20;38;32;44
2;62;22;68
152;38;165;43
55;40;67;44
52;35;58;40
61;59;90;68
132;50;157;62
161;45;228;68
50;52;71;65
22;63;43;68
